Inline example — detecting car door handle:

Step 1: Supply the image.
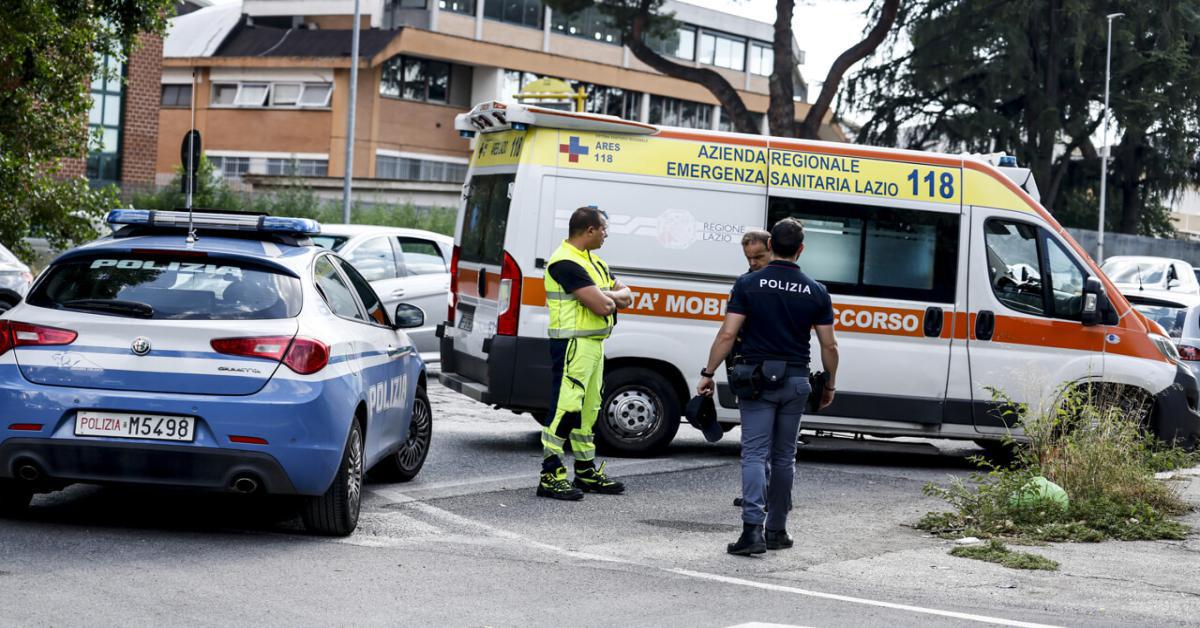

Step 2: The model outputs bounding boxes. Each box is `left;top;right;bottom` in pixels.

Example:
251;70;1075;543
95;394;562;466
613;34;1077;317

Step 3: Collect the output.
923;306;944;338
975;310;995;341
386;345;402;357
391;288;406;298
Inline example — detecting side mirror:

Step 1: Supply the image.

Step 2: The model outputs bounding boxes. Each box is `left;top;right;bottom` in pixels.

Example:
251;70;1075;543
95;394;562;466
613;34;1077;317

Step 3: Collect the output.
1168;279;1182;290
1081;276;1108;327
394;303;425;330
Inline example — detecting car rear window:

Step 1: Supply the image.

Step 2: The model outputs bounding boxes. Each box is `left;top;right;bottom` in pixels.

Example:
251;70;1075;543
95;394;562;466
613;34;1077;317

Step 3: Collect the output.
312;235;350;251
27;253;302;320
1132;303;1189;338
460;173;515;266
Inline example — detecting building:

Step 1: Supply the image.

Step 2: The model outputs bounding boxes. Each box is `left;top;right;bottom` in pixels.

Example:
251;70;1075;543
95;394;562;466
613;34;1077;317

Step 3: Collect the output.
159;0;838;208
59;33;164;191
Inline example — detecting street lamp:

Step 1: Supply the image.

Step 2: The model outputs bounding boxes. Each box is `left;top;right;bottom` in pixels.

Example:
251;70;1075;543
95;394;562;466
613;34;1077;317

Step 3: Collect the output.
1096;11;1124;265
341;0;362;224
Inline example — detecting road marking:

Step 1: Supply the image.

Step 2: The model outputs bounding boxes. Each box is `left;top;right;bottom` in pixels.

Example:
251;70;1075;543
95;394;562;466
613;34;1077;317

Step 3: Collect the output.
671;569;1061;628
367;488;1059;628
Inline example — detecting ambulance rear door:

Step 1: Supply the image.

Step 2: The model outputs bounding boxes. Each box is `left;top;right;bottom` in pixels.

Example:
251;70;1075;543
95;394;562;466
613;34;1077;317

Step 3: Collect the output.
766;144;964;431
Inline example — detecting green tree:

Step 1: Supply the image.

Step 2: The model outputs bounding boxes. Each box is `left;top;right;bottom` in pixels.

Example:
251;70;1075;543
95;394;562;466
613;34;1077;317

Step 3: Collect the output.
542;0;899;138
0;0;174;260
849;0;1200;235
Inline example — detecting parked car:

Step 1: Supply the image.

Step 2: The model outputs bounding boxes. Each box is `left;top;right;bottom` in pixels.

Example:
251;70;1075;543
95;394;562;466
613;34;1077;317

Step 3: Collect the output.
0;243;33;314
313;225;452;365
0;210;433;536
1101;256;1200;295
1125;289;1200;380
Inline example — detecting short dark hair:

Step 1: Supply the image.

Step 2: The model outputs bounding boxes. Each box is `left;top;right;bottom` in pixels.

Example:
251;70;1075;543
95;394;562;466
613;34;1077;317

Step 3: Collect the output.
769;218;805;258
568;206;606;237
741;229;770;248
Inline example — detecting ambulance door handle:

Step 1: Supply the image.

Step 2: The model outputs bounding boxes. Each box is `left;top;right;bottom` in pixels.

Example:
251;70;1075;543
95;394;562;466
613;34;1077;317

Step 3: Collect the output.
975;310;995;341
923;307;943;338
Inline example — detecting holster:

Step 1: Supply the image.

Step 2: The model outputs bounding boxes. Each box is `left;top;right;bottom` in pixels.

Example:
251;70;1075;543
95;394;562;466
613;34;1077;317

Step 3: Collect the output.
729;363;760;400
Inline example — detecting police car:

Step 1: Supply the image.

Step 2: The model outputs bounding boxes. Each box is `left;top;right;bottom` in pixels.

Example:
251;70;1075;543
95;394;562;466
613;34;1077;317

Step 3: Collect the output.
0;210;433;536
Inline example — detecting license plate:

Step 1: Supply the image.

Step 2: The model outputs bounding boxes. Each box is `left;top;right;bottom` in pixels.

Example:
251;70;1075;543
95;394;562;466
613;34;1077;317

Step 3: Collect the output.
75;411;196;442
457;305;475;332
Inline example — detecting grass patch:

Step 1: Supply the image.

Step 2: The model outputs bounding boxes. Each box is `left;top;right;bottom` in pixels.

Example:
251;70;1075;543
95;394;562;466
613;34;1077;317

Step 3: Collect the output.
949;540;1059;571
920;385;1194;561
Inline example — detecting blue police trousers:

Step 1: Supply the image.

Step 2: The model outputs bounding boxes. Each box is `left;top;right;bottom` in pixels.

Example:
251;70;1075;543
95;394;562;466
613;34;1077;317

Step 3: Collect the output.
738;376;811;529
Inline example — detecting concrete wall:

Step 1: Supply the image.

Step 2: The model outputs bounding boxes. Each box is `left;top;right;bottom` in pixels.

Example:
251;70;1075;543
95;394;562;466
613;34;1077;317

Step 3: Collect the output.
1067;228;1200;266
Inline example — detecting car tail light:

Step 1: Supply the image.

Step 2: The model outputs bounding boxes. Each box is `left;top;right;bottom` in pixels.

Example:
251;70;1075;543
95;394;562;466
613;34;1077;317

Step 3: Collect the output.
1178;344;1200;361
497;251;522;336
0;321;77;356
211;336;291;361
448;245;460;323
211;336;330;375
283;337;330;375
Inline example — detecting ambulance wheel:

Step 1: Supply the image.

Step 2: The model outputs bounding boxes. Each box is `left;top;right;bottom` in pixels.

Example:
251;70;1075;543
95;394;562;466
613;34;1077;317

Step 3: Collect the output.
303;420;363;537
0;480;32;516
372;386;432;483
597;368;681;456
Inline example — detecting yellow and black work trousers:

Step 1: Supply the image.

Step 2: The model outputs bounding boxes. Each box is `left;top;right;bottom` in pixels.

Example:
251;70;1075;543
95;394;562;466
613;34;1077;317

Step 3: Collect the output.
543;337;604;463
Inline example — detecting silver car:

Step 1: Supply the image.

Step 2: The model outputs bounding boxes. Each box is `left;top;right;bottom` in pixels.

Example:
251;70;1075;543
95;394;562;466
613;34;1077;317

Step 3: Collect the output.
313;225;451;364
1126;289;1200;380
0;242;32;313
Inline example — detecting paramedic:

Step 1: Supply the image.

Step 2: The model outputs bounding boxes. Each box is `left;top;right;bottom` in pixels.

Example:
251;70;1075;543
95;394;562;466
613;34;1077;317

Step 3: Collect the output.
539;206;633;500
698;217;839;555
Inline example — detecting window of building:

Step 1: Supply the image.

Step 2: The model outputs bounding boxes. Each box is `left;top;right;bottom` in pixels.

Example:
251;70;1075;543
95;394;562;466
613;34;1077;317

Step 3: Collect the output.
211;82;330;108
580;84;641;120
698;31;746;71
484;0;543;29
551;6;621;45
207;155;251;180
377;154;468;183
381;55;451;103
234;83;269;106
648;25;696;60
717;109;764;133
161;84;193;108
767;197;960;303
87;52;124;183
649;95;712;129
266;158;329;177
438;0;475;14
749;42;773;76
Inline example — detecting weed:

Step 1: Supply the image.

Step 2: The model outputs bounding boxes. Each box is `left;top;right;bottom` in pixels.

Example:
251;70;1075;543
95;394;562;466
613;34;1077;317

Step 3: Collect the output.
920;384;1194;558
949;540;1059;571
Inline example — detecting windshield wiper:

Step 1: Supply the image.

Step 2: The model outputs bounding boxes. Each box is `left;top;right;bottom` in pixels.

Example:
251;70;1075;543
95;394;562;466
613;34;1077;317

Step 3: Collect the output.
61;299;155;319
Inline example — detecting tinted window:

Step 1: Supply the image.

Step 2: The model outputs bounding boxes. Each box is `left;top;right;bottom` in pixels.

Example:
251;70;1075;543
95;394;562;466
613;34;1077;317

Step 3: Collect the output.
398;237;447;275
767;197;959;303
1132;303;1189;338
344;237;398;282
983;220;1044;315
336;258;389;327
461;173;515;266
314;256;364;320
28;254;301;320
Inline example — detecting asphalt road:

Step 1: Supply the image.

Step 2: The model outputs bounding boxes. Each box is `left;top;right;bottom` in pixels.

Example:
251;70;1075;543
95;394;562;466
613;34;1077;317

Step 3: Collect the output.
1;382;1198;627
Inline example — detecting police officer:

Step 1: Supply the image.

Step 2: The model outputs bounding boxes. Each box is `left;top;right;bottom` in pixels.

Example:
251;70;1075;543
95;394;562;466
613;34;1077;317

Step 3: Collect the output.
730;228;769;509
698;217;839;555
539;207;632;500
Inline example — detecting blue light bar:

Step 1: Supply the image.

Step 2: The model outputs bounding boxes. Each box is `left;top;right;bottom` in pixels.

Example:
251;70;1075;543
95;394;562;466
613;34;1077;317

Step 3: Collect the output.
997;155;1018;167
459;130;476;138
106;210;322;235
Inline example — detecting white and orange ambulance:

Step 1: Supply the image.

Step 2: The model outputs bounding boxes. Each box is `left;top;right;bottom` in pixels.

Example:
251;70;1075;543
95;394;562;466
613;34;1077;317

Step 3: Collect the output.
436;101;1200;455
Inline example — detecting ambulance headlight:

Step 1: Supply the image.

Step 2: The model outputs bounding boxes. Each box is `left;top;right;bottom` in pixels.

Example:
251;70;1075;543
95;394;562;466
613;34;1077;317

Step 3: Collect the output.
1150;333;1181;363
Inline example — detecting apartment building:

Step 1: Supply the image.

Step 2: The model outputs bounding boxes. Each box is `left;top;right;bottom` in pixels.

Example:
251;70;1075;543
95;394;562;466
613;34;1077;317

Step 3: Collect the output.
159;0;836;207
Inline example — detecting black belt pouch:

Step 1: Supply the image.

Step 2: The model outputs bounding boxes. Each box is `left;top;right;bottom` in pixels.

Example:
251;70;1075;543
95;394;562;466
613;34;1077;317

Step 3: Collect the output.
729;363;760;400
759;360;788;391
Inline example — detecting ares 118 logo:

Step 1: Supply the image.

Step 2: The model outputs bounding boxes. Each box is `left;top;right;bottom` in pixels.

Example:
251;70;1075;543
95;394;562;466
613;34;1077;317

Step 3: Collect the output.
369;376;408;416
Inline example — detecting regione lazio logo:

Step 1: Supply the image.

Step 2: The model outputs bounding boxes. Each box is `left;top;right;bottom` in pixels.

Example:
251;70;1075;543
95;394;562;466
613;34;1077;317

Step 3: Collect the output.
130;336;152;356
559;136;589;163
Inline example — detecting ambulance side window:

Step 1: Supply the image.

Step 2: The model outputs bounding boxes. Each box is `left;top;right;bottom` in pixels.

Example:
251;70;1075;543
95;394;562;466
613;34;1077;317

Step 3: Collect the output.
1043;236;1085;320
983;220;1045;316
767;197;959;303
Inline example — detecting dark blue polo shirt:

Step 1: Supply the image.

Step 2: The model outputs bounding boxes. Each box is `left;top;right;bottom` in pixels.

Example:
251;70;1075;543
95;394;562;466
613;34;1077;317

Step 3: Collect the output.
726;260;834;366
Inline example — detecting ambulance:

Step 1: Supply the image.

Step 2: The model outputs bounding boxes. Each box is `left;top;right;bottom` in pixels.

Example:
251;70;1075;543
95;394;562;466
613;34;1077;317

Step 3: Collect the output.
436;101;1200;455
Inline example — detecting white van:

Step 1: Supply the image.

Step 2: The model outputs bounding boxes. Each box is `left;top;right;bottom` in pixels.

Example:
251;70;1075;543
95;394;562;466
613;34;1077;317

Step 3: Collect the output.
436;101;1200;455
